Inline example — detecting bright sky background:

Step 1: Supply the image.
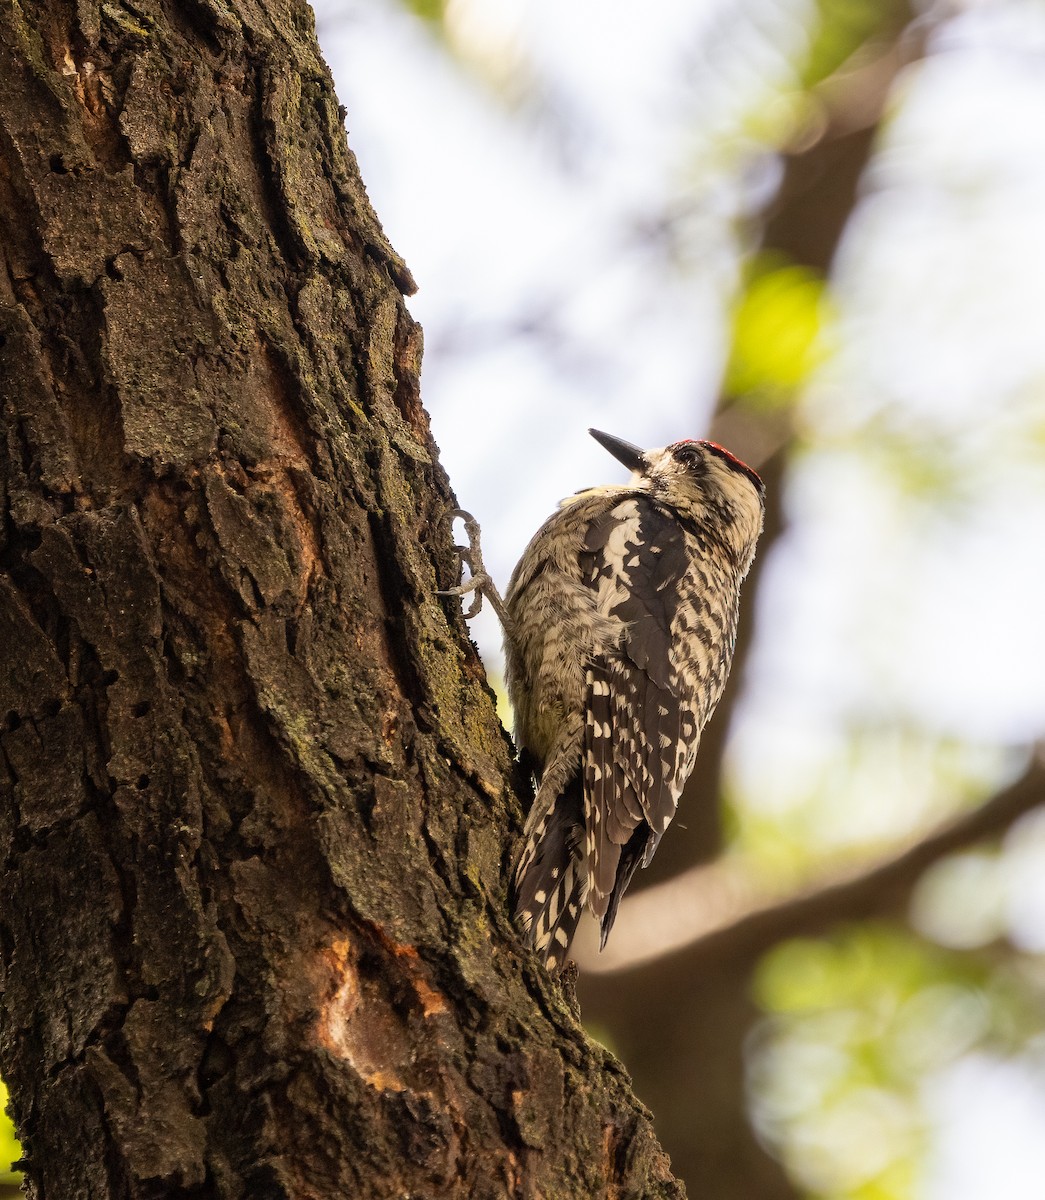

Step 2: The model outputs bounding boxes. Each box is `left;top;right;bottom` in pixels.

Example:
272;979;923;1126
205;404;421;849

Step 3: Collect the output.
313;0;1045;1194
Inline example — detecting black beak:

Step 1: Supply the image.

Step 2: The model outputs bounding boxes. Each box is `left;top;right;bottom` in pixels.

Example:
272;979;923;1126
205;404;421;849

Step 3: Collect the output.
589;429;645;473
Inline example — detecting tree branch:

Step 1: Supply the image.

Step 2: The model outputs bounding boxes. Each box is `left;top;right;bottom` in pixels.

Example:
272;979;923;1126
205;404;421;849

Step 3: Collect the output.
578;753;1045;974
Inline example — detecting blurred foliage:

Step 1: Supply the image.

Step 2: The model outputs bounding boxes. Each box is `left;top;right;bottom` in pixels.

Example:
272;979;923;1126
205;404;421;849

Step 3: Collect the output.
858;423;974;508
725;254;832;404
802;0;912;87
399;0;447;25
0;1083;20;1187
729;732;1008;872
750;925;1045;1200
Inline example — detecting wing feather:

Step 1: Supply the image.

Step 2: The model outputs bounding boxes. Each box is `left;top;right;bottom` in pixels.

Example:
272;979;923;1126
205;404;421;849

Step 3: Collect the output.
580;496;701;920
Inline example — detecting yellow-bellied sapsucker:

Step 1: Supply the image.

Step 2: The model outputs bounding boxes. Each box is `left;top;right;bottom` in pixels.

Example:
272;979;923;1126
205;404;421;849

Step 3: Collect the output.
445;429;764;971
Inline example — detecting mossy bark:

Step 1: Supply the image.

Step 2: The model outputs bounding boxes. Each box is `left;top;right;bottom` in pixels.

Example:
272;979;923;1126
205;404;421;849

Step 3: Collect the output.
0;2;683;1196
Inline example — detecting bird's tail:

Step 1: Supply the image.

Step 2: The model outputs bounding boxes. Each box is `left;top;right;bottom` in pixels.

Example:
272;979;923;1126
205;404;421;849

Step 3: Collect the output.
513;776;587;971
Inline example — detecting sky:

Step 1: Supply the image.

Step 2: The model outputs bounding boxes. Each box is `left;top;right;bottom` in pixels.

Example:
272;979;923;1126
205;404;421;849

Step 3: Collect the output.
312;0;1045;1194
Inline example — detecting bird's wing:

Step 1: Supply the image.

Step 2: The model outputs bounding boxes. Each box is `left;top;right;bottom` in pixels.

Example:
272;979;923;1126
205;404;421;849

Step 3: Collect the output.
580;495;700;921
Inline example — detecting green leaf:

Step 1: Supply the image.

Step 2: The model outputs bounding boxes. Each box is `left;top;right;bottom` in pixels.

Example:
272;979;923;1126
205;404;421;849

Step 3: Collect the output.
725;256;832;404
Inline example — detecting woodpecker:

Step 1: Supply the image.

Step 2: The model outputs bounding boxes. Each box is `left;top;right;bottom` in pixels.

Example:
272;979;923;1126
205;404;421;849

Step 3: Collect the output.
445;429;764;971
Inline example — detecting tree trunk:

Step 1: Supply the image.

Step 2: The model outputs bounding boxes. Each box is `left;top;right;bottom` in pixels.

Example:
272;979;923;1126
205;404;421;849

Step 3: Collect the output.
0;3;683;1196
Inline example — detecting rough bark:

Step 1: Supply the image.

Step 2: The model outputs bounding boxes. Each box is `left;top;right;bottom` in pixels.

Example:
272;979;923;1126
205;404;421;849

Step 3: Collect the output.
0;2;683;1197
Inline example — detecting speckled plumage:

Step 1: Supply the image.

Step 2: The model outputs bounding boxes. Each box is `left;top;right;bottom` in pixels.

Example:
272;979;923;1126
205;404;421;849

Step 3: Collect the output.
507;431;765;970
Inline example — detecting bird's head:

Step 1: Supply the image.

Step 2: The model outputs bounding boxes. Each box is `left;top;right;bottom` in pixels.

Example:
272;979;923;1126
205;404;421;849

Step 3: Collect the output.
590;428;765;571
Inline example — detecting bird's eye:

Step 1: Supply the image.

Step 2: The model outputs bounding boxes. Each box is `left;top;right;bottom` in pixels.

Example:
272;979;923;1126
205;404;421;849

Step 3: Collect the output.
669;440;702;467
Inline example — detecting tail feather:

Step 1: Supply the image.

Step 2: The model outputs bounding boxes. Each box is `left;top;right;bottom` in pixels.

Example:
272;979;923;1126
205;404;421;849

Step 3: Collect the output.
513;776;587;971
527;858;586;972
597;825;650;949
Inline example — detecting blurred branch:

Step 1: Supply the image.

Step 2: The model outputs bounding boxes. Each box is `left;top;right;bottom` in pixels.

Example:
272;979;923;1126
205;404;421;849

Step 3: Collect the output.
578;752;1045;975
761;16;925;269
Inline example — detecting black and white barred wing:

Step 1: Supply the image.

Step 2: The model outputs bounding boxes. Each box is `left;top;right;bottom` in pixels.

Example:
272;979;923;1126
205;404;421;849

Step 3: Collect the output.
581;497;701;935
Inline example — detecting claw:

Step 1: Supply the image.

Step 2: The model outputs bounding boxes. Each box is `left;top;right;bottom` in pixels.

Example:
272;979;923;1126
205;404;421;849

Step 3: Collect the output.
438;509;512;630
437;568;487;619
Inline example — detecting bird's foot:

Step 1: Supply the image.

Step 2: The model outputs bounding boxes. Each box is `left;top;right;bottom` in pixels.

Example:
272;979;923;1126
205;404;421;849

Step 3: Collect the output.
438;509;511;628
